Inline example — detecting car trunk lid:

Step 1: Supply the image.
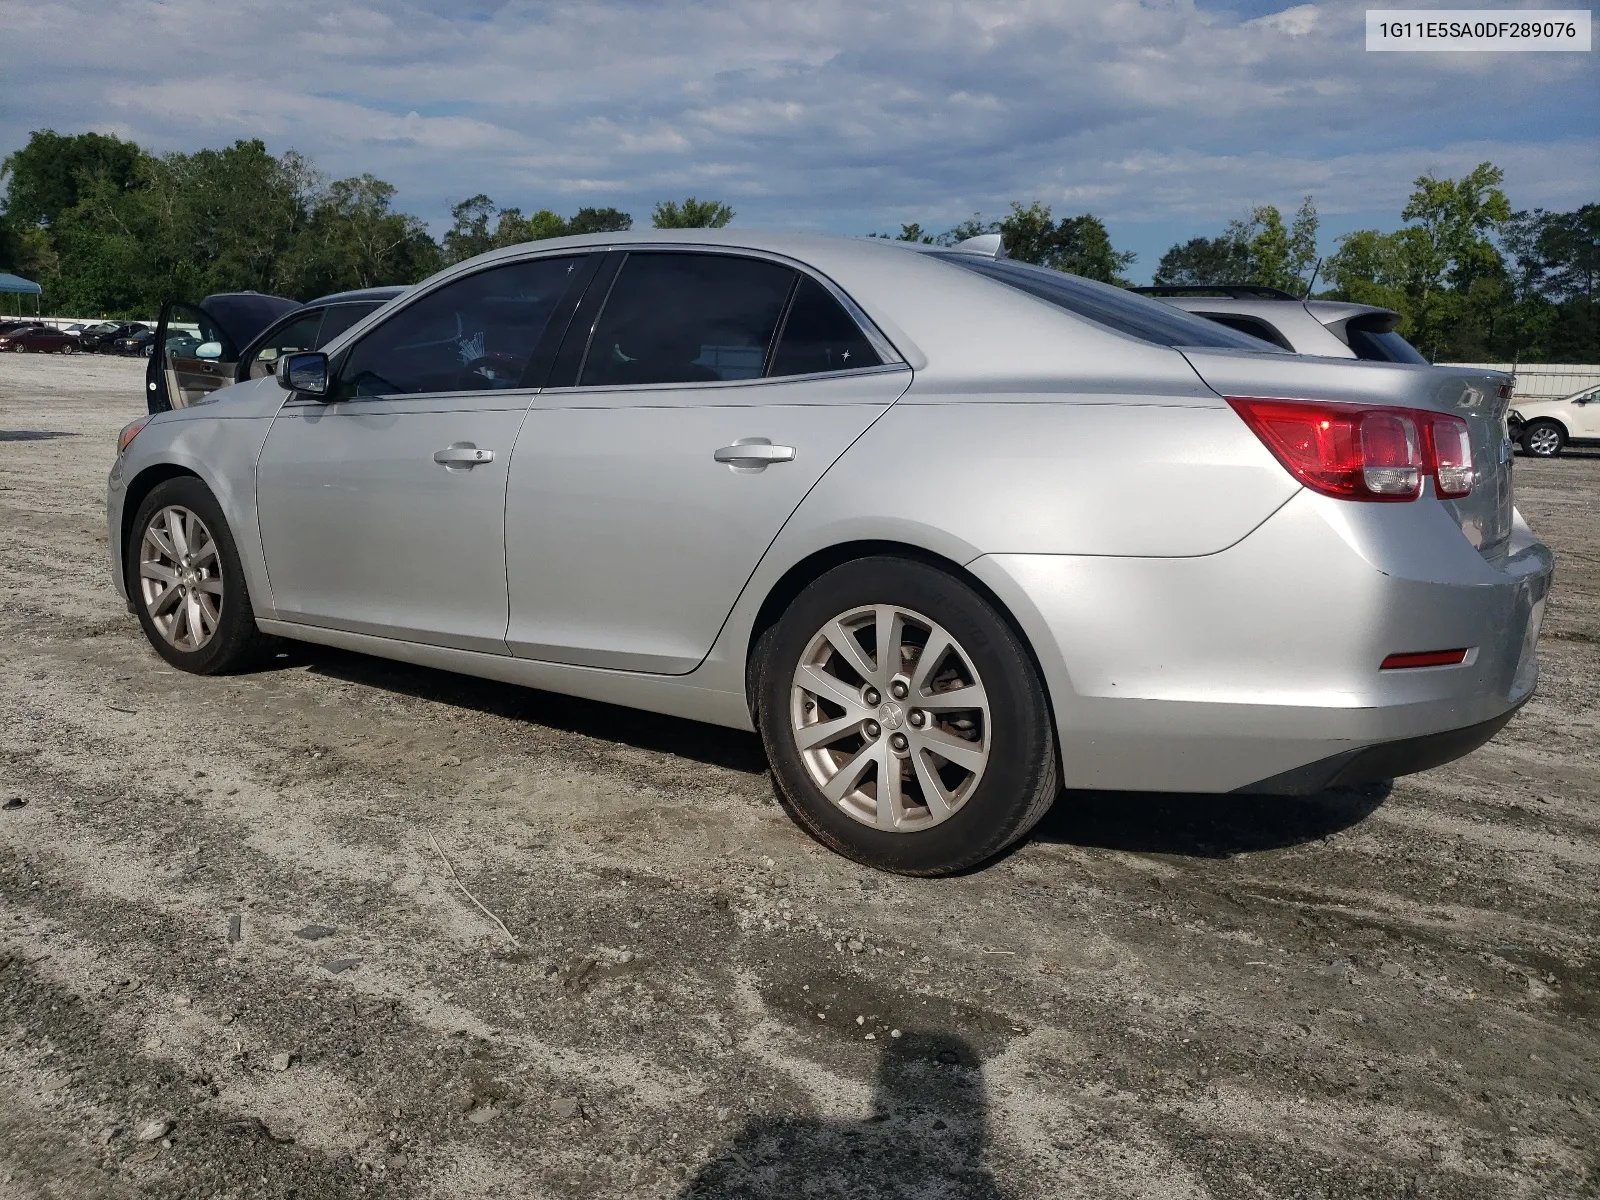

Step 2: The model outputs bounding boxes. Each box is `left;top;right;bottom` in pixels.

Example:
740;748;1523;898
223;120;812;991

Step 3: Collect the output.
1180;349;1514;560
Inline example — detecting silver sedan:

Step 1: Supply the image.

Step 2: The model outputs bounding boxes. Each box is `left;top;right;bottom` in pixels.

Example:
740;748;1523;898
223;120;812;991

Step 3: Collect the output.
108;230;1554;874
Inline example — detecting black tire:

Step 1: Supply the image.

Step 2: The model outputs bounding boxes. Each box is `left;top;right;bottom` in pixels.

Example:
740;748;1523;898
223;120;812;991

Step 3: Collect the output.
1520;420;1565;458
128;476;270;674
60;341;74;354
757;556;1058;876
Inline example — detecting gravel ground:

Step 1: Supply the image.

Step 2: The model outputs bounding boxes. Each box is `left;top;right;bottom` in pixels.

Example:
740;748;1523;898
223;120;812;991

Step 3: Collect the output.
0;353;1595;1199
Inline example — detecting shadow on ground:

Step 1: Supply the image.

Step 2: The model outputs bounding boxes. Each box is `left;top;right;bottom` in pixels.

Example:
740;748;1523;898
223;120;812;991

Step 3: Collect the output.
275;643;1390;859
679;1031;1006;1199
0;429;76;441
1033;783;1391;857
281;643;771;775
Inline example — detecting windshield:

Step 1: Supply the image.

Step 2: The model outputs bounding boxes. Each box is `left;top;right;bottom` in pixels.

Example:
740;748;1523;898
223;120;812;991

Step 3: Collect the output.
932;254;1277;351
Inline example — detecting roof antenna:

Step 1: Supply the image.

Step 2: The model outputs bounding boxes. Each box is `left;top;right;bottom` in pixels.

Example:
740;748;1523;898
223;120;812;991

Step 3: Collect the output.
1302;258;1322;300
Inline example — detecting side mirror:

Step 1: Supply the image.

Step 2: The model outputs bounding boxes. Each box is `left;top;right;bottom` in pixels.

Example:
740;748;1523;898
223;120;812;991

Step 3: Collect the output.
277;351;330;397
195;341;223;360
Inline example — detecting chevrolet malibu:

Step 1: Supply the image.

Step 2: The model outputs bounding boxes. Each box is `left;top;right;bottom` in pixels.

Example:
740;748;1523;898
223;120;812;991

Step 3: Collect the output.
108;230;1554;875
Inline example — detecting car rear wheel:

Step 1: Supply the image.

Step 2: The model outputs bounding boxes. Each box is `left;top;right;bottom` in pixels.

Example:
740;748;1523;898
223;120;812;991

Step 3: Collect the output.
758;556;1058;875
1521;420;1564;458
129;477;270;674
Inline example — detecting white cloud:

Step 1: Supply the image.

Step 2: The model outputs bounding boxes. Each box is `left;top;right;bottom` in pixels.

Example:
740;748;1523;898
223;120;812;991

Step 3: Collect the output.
1;0;1594;275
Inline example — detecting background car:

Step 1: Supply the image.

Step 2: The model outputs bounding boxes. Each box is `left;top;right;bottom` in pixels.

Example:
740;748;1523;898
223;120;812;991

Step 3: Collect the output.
114;328;157;356
1509;383;1600;457
78;320;150;352
0;323;76;352
1133;285;1430;362
146;285;407;412
109;231;1549;876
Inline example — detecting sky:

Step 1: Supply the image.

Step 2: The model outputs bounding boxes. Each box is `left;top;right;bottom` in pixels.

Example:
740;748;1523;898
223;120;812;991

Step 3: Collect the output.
2;0;1595;281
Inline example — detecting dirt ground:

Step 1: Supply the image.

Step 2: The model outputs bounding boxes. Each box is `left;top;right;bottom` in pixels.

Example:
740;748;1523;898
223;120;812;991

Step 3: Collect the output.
0;352;1595;1199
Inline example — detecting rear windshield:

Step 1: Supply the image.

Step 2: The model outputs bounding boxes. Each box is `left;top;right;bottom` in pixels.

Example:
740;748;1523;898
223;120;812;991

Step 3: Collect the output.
932;254;1276;351
1345;323;1428;365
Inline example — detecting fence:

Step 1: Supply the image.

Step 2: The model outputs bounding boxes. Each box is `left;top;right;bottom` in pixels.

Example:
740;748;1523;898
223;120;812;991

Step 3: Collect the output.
1443;363;1600;401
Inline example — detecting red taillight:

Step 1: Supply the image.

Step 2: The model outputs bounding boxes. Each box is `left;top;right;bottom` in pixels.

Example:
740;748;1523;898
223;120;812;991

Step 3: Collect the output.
1380;649;1469;670
1227;398;1474;502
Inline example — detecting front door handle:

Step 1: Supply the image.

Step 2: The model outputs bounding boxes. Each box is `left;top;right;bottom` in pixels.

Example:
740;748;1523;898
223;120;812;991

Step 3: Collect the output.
433;443;495;470
714;438;796;470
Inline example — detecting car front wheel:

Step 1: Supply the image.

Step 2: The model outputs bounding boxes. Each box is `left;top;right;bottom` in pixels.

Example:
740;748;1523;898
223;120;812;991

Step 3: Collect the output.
60;342;74;354
758;556;1058;875
129;477;269;674
1521;420;1565;458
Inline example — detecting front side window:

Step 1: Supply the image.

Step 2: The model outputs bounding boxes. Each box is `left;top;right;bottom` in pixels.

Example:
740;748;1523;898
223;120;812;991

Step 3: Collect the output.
579;253;796;387
340;256;582;397
246;310;324;379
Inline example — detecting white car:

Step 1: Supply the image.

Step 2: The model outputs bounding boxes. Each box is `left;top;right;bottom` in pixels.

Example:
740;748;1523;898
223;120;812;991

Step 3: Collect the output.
1510;384;1600;457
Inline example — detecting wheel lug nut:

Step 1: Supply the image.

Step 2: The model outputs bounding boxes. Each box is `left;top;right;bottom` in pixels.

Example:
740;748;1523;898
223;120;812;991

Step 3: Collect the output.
889;733;909;752
863;721;881;739
908;710;925;728
891;681;908;700
862;688;880;706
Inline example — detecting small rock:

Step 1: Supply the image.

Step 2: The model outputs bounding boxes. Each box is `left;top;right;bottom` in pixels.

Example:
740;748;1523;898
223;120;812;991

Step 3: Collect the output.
617;951;634;964
386;1153;408;1170
2;798;26;810
440;755;462;767
865;1033;876;1040
269;1051;294;1072
99;1125;122;1145
1380;961;1404;979
890;1029;902;1039
847;940;865;953
465;1104;498;1124
932;1119;948;1130
226;915;242;944
715;1107;730;1122
323;958;362;974
550;1097;579;1119
160;1138;172;1150
294;925;335;941
136;1119;173;1143
855;1015;865;1026
173;996;191;1008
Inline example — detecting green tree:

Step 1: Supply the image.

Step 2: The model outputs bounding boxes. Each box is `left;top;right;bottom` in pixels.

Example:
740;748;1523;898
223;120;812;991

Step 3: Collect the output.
1155;197;1317;292
0;129;144;228
1153;236;1251;285
442;193;496;264
567;206;632;235
284;174;440;296
652;197;734;228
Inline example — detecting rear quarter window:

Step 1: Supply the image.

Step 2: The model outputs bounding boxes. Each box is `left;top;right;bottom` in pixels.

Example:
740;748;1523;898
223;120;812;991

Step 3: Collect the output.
933;254;1276;351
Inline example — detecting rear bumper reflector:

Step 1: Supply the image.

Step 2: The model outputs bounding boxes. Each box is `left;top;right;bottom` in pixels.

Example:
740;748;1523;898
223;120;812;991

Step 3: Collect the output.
1380;649;1469;670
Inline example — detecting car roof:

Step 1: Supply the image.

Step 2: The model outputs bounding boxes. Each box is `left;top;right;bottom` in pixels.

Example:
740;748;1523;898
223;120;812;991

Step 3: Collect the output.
306;285;410;306
392;229;1245;381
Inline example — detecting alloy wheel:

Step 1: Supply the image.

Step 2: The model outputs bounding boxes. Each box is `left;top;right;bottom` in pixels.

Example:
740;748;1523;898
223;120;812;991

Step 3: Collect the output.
1527;426;1561;457
139;505;223;651
790;603;990;832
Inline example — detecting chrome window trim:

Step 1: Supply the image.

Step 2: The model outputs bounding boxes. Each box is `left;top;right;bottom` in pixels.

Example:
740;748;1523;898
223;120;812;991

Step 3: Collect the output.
526;241;906;370
541;360;911;397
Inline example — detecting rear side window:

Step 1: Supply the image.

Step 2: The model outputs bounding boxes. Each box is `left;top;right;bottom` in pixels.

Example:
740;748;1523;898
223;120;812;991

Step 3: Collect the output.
1344;319;1428;364
580;253;796;386
933;254;1274;351
770;276;882;377
341;256;581;396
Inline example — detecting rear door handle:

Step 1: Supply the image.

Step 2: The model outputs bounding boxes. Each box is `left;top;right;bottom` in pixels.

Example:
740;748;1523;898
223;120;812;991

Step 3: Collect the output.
714;438;796;469
433;443;495;470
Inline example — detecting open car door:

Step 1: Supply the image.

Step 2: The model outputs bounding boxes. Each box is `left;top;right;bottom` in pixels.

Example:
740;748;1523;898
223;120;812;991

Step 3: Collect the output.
146;292;298;413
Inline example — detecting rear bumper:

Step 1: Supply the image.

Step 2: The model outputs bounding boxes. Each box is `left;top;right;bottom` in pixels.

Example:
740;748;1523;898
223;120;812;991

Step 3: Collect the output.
970;490;1554;793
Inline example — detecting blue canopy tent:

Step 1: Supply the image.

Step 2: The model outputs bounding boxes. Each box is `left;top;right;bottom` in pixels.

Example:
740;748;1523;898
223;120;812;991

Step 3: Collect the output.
0;273;42;318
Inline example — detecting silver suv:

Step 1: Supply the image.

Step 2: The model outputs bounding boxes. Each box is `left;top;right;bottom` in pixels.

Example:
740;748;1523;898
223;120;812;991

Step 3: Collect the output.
1134;285;1429;363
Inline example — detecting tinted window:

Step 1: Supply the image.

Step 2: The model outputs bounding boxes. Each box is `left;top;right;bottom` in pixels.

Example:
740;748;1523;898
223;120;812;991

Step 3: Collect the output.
316;302;380;346
770;276;881;376
934;254;1275;351
246;310;324;379
580;253;795;386
341;256;581;397
1345;325;1428;364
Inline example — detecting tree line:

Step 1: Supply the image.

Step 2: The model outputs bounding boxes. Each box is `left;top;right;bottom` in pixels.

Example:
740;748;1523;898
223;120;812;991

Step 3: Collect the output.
1;129;1594;362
